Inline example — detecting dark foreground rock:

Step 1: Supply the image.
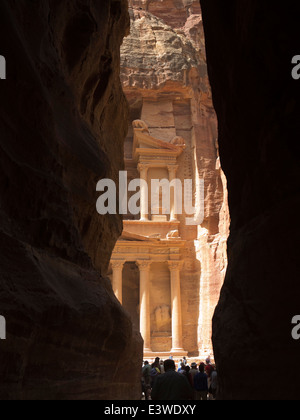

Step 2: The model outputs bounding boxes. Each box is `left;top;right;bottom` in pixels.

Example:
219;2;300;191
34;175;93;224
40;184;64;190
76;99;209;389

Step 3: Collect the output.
201;0;300;400
0;0;142;400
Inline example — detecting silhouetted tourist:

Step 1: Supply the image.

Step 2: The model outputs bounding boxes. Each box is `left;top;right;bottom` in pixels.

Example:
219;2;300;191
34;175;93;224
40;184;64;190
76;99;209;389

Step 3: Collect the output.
159;360;165;374
183;365;194;388
178;362;185;373
141;361;152;400
190;363;198;384
194;363;208;400
210;365;218;400
205;357;214;378
150;359;161;386
142;361;151;386
190;362;198;400
151;360;193;401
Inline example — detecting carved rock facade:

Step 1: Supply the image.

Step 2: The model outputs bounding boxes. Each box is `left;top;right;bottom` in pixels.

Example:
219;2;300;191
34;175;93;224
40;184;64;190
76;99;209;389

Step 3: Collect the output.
109;4;229;358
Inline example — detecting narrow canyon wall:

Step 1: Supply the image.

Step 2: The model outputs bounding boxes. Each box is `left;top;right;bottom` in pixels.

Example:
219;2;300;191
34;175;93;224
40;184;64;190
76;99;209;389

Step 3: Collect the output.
201;0;300;400
122;4;229;356
0;0;143;400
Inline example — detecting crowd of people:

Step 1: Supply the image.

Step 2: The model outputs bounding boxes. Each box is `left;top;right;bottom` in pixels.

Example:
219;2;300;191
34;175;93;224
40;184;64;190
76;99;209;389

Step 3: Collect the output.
141;356;218;401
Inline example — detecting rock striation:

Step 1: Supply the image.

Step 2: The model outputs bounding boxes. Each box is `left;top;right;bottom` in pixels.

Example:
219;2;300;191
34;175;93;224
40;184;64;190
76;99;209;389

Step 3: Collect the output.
0;0;142;400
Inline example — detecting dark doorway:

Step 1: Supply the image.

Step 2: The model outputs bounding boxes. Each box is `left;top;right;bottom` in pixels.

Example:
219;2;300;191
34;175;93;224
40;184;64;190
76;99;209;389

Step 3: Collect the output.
122;262;140;331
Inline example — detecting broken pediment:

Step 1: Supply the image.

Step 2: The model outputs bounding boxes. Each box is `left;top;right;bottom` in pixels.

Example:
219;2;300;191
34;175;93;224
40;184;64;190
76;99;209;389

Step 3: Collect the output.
121;231;160;242
132;119;185;160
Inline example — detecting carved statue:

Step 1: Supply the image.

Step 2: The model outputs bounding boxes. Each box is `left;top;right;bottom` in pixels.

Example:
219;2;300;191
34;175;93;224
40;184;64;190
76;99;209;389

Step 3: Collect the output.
132;119;150;134
167;230;180;239
171;136;186;148
154;305;171;332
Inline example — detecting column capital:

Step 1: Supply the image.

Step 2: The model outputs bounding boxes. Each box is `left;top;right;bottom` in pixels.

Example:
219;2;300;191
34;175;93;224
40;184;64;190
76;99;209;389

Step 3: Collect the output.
168;260;184;271
138;163;150;174
167;165;179;177
111;260;126;270
137;260;152;271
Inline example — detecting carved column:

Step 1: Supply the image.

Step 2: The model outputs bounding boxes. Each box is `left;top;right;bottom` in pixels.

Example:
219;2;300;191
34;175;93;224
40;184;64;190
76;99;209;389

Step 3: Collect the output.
138;164;149;221
168;165;179;222
111;260;125;304
168;260;185;354
137;260;152;353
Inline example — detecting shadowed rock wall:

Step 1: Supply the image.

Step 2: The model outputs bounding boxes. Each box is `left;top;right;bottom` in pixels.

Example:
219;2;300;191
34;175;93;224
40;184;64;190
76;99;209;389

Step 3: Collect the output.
201;0;300;400
0;0;143;400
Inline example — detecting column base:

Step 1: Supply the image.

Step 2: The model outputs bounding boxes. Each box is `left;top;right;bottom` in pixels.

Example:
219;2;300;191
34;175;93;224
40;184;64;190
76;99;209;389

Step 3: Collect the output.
143;349;188;360
143;349;155;359
170;348;188;358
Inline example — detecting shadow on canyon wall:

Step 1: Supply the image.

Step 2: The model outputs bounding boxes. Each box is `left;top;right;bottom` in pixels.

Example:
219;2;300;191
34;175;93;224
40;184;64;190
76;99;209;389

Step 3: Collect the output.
0;0;142;400
201;0;300;400
0;0;299;400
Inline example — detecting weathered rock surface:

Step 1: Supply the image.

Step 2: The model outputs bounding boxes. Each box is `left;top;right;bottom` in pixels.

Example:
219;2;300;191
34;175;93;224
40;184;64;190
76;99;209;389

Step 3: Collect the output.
122;8;199;91
129;0;201;29
0;0;142;400
201;0;300;400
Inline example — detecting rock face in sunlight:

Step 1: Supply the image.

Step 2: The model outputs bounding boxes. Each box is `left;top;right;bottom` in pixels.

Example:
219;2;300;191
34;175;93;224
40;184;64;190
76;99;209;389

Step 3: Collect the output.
0;0;142;400
120;6;229;356
201;0;300;400
129;0;201;29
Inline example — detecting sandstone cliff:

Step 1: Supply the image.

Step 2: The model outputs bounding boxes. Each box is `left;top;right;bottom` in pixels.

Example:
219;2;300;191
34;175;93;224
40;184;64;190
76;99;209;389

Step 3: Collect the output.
0;0;142;400
129;0;201;29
